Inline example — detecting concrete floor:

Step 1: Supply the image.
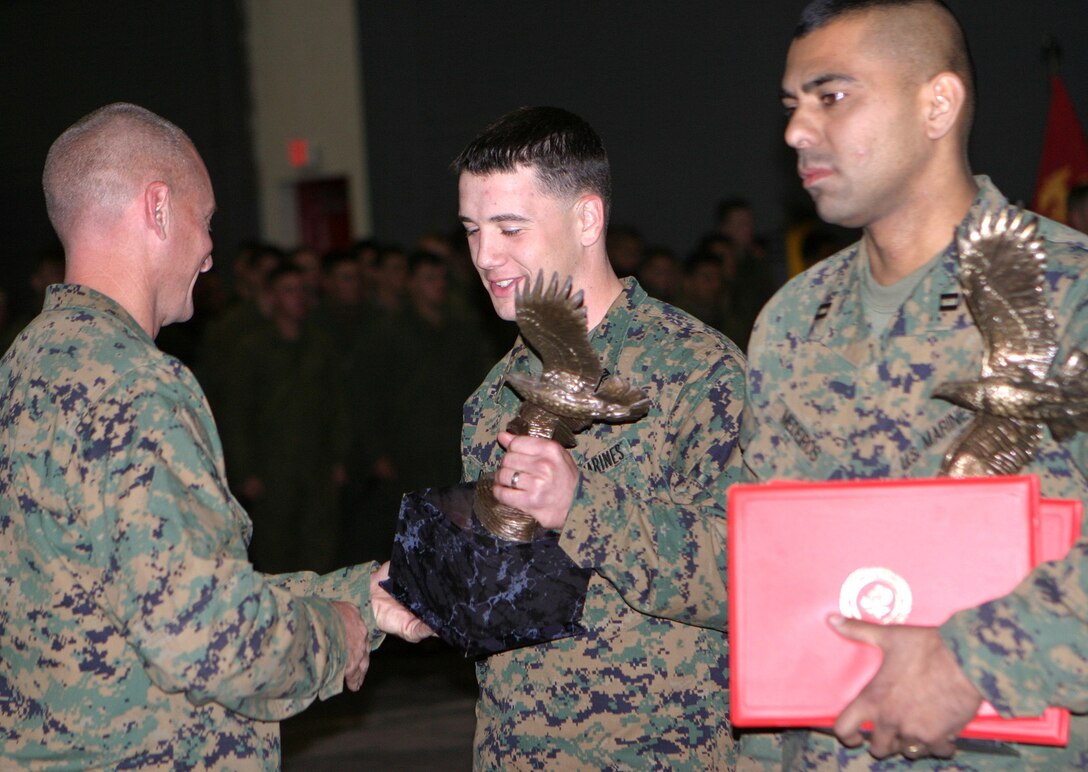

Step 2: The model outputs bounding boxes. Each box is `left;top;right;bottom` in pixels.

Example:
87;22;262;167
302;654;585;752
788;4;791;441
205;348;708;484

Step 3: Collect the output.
282;637;479;771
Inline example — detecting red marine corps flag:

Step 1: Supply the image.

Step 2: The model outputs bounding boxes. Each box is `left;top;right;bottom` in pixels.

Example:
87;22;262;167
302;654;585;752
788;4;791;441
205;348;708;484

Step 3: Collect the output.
1031;72;1088;224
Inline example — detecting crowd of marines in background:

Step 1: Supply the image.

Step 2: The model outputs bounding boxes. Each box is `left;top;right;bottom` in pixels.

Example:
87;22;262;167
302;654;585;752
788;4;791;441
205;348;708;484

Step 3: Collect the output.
0;197;816;575
1;182;1081;578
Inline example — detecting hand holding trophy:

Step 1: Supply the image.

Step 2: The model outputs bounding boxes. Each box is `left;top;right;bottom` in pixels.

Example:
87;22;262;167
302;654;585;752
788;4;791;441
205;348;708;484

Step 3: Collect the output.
381;271;650;655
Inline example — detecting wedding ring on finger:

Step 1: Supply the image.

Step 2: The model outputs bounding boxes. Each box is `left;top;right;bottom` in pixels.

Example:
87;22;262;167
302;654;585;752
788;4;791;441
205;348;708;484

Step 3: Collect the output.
510;470;521;489
902;743;926;758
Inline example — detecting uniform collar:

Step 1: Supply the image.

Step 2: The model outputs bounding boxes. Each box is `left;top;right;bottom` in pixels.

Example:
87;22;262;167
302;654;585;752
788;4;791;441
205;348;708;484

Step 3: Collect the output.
807;175;1006;346
44;283;154;346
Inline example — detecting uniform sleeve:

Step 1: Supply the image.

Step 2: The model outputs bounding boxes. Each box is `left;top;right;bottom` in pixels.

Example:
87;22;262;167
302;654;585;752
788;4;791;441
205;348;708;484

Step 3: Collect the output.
557;347;744;631
940;417;1088;717
81;370;359;721
265;564;384;651
940;264;1088;716
940;539;1088;716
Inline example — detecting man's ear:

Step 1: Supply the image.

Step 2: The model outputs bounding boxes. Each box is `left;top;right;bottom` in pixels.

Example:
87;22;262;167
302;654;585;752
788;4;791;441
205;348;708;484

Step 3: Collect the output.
924;72;967;140
576;193;606;247
145;181;170;240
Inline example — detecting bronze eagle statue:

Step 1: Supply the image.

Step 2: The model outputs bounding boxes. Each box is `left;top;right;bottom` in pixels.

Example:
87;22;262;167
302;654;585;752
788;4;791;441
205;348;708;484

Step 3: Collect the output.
935;205;1088;477
475;272;651;540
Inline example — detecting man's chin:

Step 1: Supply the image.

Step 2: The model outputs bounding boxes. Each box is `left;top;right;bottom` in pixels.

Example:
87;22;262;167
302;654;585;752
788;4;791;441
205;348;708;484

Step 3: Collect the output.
169;304;196;327
814;200;863;230
489;299;517;322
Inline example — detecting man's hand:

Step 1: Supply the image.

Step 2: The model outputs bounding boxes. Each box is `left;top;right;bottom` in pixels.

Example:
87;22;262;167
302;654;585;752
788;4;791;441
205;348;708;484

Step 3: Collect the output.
829;615;983;759
493;431;578;530
370;562;434;643
332;600;370;691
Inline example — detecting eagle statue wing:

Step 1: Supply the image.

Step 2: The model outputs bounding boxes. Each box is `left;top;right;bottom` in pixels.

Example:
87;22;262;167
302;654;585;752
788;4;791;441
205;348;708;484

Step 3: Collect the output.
593;375;652;421
940;414;1043;478
956;205;1057;380
515;272;602;384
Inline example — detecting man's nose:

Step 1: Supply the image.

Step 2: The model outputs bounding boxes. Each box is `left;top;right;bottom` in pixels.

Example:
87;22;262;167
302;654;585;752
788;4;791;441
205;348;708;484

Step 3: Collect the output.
785;106;817;150
473;231;502;270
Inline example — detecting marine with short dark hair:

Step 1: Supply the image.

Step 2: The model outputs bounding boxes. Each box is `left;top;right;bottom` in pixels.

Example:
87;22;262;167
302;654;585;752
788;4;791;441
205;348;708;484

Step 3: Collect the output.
455;105;745;769
740;1;1088;768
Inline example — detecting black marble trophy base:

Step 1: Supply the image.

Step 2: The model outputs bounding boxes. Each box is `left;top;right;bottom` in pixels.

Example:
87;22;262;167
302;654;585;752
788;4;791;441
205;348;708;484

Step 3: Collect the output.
380;483;592;657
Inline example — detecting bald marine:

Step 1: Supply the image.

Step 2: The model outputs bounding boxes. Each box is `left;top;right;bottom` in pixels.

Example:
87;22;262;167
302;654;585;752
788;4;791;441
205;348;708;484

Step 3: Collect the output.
42;102;201;247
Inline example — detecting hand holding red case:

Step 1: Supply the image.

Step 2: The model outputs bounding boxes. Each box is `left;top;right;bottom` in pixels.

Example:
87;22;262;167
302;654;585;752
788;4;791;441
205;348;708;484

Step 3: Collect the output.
727;476;1077;745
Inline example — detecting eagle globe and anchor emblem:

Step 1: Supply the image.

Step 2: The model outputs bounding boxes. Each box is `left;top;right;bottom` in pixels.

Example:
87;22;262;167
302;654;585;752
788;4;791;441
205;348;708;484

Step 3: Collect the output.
839;567;913;625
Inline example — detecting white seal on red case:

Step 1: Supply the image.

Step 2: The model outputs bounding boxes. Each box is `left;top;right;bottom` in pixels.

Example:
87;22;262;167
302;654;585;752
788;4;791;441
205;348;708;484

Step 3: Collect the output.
839;566;913;624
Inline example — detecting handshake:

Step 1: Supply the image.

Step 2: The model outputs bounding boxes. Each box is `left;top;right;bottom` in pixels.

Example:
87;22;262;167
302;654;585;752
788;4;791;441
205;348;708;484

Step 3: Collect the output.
333;561;434;692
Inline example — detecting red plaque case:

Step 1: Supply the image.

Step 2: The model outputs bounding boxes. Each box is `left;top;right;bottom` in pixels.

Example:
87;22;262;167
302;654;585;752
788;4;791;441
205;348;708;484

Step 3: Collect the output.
728;476;1076;745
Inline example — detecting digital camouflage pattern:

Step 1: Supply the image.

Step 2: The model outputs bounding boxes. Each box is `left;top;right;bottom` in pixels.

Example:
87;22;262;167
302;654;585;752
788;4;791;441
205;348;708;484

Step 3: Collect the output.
738;177;1088;770
0;285;381;770
462;277;745;770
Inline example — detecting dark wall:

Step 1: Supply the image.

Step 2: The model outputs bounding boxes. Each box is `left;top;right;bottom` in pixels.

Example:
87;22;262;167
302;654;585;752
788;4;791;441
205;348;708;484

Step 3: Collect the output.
2;1;1084;306
0;0;256;315
358;1;1088;259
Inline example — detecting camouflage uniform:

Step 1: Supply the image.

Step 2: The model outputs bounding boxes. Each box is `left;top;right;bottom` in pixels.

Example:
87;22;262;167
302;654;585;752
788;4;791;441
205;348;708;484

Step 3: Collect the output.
462;277;745;770
738;177;1088;770
0;285;381;770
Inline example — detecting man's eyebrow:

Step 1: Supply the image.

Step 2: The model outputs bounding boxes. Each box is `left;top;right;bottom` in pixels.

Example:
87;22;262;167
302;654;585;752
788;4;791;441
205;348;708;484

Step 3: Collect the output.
781;73;858;100
458;213;531;224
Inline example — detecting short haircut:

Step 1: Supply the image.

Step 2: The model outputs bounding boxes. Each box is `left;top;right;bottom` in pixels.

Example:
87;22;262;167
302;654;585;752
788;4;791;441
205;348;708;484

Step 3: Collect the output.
267;261;304;287
321;248;357;274
409;250;447;275
375;245;407;269
642;246;678;264
351;238;381;261
716;197;752;223
43;102;197;244
451;106;612;221
683;250;724;277
795;0;976;131
698;233;736;257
